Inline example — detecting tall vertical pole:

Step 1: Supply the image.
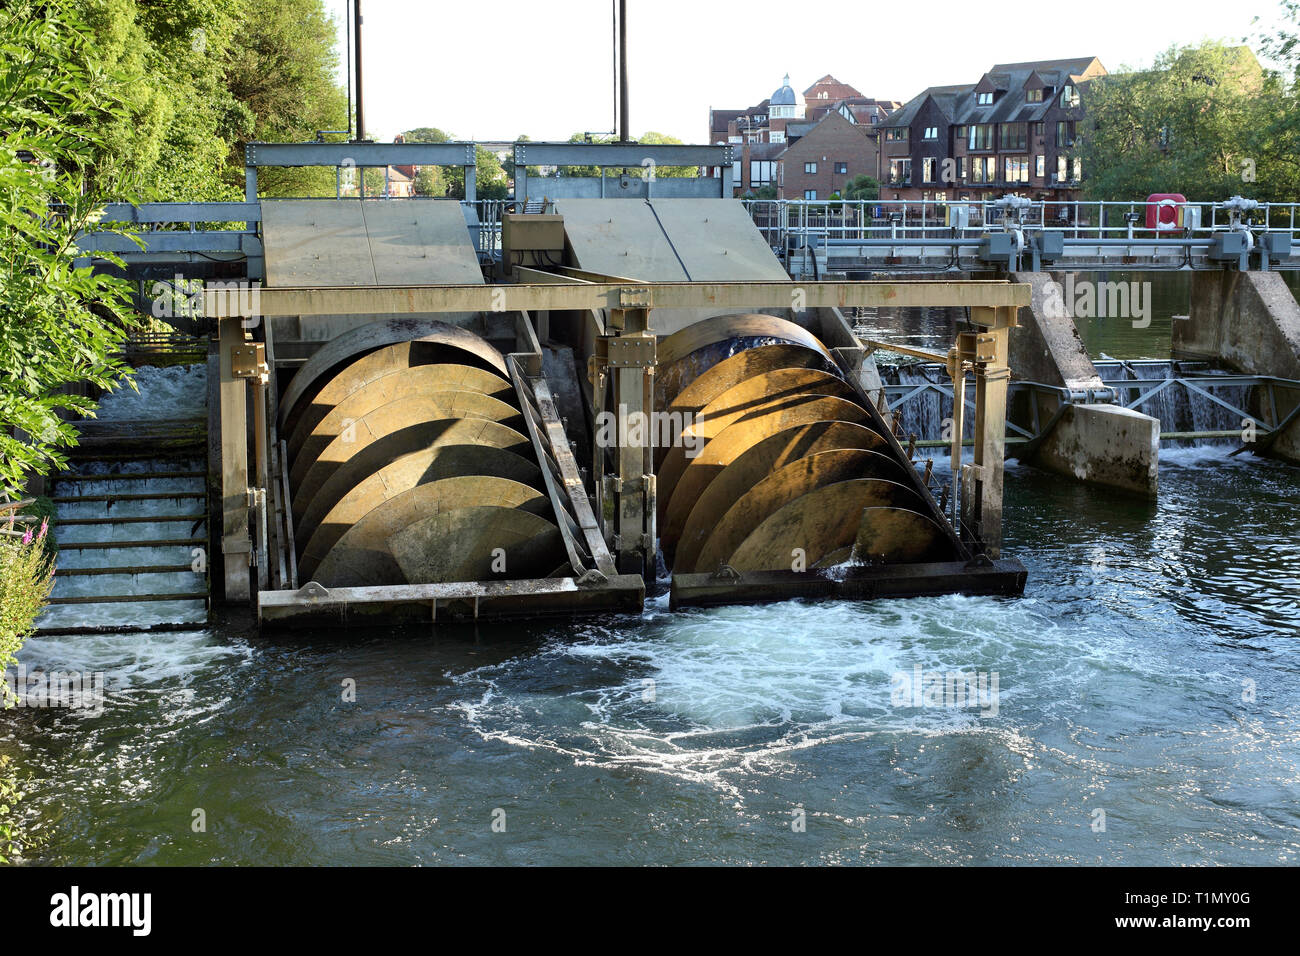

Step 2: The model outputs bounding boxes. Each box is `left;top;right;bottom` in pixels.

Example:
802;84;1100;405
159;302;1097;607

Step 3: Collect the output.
354;0;365;142
618;0;629;143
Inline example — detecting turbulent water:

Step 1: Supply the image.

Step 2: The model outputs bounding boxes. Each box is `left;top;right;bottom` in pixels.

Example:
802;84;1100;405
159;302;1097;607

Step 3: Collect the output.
4;447;1298;865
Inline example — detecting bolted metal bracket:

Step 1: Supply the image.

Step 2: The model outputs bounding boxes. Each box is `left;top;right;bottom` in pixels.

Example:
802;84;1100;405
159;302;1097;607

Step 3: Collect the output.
606;334;656;368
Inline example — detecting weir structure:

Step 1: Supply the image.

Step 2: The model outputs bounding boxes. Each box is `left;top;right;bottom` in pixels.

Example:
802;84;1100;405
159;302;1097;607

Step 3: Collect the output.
761;194;1300;498
66;141;1029;629
62;149;1300;630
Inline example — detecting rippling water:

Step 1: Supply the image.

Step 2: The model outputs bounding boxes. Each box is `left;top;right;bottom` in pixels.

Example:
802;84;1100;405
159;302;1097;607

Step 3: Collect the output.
4;448;1298;865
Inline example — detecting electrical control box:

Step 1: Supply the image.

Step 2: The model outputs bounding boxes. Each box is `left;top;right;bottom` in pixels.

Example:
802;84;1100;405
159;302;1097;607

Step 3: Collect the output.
502;213;565;265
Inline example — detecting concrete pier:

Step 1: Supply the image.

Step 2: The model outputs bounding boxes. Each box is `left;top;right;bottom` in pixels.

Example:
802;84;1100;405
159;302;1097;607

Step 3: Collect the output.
1175;271;1300;462
1010;272;1160;498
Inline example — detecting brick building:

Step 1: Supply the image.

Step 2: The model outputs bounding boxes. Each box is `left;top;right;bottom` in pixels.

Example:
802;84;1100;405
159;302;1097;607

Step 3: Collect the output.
709;74;897;197
877;57;1106;210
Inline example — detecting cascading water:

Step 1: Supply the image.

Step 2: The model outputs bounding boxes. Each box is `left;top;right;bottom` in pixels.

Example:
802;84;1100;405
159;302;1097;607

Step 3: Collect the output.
36;364;210;632
877;359;1255;450
876;361;976;445
1101;360;1254;446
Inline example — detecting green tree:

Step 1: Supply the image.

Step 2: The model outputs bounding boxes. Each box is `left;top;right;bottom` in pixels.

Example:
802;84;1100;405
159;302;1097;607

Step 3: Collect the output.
844;174;880;200
401;128;508;199
223;0;349;196
0;1;142;493
1079;42;1290;201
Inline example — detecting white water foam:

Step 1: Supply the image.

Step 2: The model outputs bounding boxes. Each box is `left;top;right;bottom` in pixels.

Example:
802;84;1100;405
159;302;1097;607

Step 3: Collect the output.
97;365;207;421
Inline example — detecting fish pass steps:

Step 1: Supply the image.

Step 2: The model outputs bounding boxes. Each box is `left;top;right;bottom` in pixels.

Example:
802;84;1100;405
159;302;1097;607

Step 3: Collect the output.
36;457;211;633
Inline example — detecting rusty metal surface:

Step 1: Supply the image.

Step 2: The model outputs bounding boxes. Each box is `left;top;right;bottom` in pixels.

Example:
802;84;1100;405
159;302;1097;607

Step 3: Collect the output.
662;343;839;416
853;507;959;565
657;313;832;373
688;448;909;573
286;362;511;462
668;559;1027;610
656;368;858;525
292;394;526;522
659;394;875;550
310;477;549;588
279;319;508;435
289;381;521;490
672;421;893;572
258;572;647;628
388;506;563;585
726;479;928;572
296;443;544;579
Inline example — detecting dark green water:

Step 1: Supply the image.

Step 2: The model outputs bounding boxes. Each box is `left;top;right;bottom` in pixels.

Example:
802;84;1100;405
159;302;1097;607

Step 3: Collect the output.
4;447;1298;865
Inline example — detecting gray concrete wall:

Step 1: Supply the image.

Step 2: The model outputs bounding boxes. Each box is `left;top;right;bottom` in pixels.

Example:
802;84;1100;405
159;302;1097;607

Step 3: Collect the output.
1010;272;1159;498
1175;270;1300;461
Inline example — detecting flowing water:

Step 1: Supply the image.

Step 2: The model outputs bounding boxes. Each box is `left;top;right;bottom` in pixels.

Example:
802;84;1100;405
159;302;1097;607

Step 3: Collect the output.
3;316;1299;866
36;366;209;633
2;447;1296;865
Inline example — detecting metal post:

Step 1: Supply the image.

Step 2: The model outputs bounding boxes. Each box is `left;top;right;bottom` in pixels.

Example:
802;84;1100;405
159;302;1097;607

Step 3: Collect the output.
219;318;251;602
353;0;365;141
961;305;1015;557
947;346;965;530
618;0;629;143
603;304;655;577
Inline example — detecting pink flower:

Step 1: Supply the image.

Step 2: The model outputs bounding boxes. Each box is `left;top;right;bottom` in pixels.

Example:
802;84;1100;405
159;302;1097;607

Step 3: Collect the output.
38;519;48;541
21;528;33;545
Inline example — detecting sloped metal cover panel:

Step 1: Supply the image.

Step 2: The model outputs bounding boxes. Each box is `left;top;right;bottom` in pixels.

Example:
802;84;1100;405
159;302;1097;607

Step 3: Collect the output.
552;198;787;282
551;198;688;281
261;199;483;287
647;199;790;282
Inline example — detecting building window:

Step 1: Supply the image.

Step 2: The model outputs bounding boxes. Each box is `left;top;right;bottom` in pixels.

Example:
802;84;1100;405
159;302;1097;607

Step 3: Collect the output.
804;161;817;174
923;126;938;140
732;160;741;182
889;158;912;185
1074;157;1083;181
1035;154;1045;178
958;156;967;181
999;123;1027;151
750;160;775;186
970;156;997;183
1026;88;1044;103
976;91;994;105
1057;154;1068;182
923;158;936;183
1060;84;1080;108
804;189;817;200
1004;156;1030;183
885;128;908;142
834;161;848;174
1056;121;1074;147
1030;122;1044;139
968;124;994;150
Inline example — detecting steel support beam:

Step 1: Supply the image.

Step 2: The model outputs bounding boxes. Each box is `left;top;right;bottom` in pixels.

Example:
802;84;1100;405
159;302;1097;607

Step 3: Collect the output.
205;280;1029;319
958;306;1016;556
218;317;252;602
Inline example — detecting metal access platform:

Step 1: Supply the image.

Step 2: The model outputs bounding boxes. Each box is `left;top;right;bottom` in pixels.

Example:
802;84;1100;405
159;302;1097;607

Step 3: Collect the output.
753;196;1300;277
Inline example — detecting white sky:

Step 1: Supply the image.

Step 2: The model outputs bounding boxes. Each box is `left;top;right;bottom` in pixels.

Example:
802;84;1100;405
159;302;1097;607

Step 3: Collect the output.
323;0;1291;143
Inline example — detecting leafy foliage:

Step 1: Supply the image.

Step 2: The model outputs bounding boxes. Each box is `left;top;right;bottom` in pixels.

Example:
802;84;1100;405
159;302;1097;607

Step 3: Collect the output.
0;512;54;680
1080;40;1299;201
401;128;509;199
0;1;143;494
844;174;881;201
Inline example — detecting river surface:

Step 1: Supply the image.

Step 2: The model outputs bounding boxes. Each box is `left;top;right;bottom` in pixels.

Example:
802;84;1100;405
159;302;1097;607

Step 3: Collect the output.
4;443;1298;865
